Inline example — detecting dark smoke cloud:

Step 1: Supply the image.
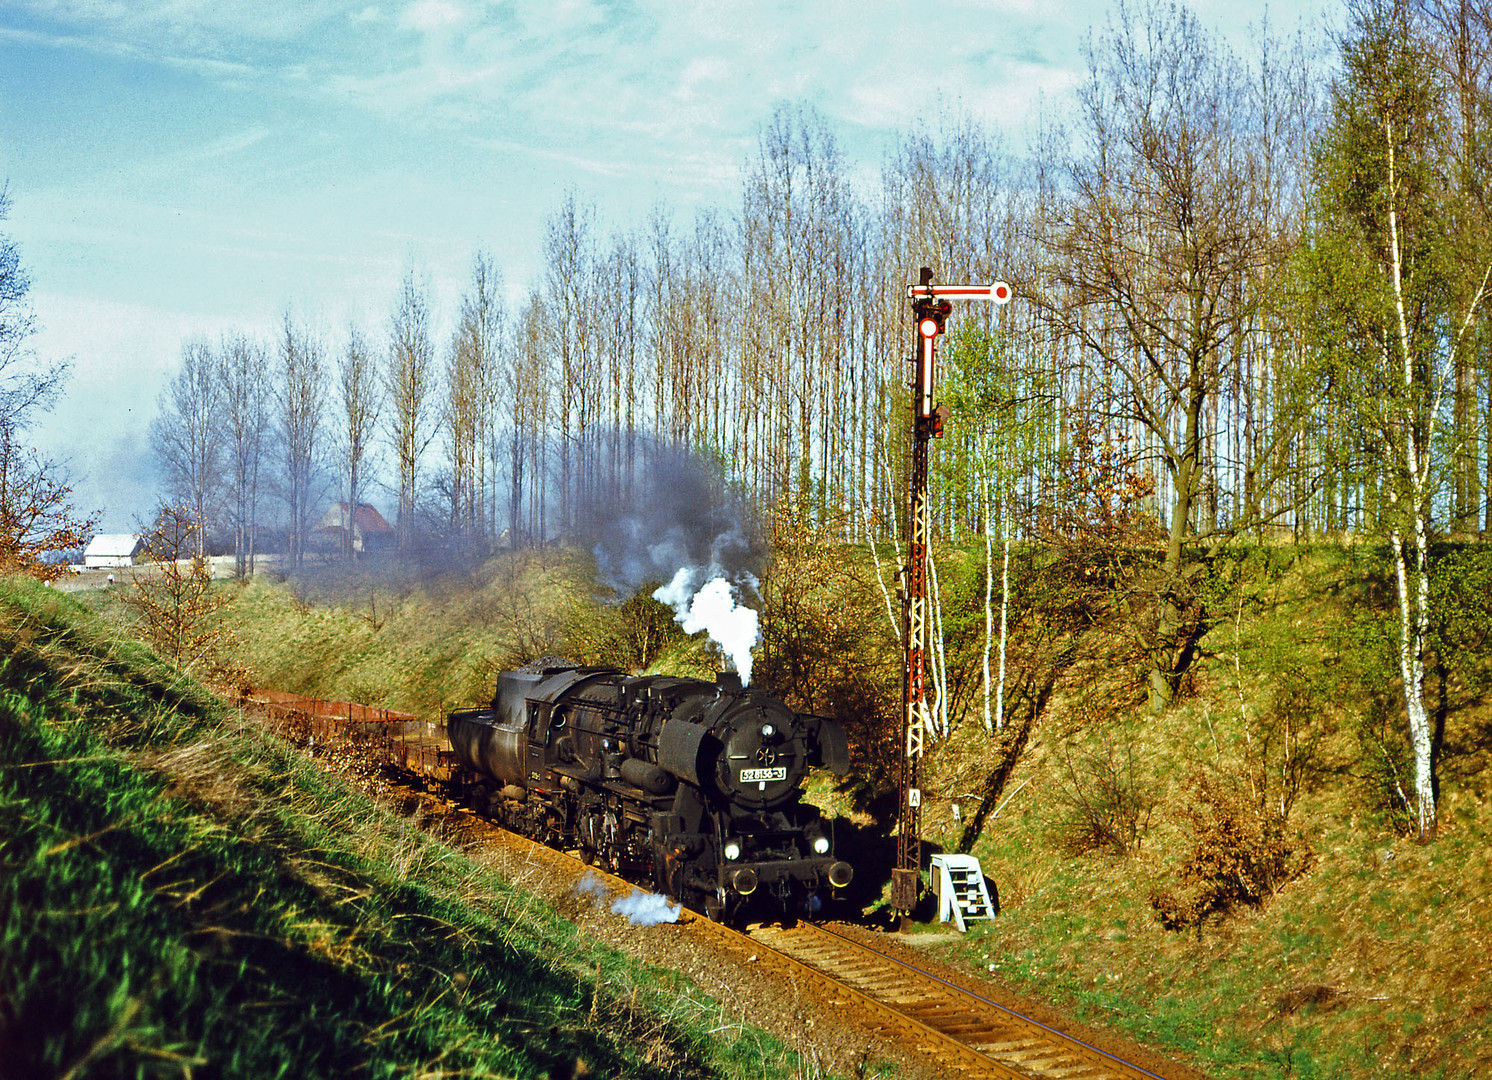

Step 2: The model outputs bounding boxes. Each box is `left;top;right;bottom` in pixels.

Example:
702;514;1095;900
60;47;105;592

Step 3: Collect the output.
583;444;765;597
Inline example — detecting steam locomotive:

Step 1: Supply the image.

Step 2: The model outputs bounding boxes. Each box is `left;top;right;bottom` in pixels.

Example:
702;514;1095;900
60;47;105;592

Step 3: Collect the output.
446;664;854;922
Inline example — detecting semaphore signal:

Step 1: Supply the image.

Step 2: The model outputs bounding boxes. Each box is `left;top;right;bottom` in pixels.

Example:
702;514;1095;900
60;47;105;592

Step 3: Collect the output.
906;280;1013;303
892;267;1013;926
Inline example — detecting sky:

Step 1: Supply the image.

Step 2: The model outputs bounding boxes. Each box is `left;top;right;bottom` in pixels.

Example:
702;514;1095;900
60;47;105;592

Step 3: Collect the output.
0;0;1336;532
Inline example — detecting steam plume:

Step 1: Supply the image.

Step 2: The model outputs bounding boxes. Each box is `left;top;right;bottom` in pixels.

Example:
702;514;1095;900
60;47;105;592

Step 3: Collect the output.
586;444;765;683
610;888;682;927
575;873;682;926
653;570;759;685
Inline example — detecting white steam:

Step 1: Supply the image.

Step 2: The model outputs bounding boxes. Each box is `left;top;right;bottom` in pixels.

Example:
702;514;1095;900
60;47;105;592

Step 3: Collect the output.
575;873;608;901
575;873;681;927
654;569;760;685
610;888;682;926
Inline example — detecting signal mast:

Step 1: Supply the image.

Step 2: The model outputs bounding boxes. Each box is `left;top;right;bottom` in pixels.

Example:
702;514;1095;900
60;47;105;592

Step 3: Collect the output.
892;267;1011;923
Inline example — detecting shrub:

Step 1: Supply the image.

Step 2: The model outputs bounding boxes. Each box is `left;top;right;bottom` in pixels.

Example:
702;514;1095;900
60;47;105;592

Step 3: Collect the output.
1150;771;1313;929
1047;727;1155;857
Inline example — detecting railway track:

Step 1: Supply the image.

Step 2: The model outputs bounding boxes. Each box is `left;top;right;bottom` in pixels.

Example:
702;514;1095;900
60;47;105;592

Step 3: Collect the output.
240;687;1188;1080
743;922;1168;1080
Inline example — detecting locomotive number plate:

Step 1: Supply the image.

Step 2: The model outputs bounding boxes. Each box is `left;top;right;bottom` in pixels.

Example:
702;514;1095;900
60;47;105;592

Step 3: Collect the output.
739;767;787;783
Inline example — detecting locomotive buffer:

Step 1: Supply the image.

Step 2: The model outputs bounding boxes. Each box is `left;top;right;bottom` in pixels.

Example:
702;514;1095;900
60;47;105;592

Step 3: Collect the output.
892;268;1011;921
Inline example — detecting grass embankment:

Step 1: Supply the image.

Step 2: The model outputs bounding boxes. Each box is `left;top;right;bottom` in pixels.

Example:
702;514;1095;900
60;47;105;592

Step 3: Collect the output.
0;573;808;1079
188;548;715;717
919;545;1492;1080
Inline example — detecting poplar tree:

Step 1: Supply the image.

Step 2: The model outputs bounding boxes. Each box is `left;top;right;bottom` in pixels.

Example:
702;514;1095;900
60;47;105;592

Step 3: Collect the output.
219;332;268;577
386;268;436;551
335;324;381;560
278;313;326;570
446;253;501;545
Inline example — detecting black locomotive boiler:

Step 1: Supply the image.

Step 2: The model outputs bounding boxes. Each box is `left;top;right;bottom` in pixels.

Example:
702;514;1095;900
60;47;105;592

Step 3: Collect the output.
446;664;854;922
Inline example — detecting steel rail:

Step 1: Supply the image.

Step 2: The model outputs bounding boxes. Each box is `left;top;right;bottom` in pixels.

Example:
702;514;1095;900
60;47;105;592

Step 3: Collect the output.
791;921;1170;1080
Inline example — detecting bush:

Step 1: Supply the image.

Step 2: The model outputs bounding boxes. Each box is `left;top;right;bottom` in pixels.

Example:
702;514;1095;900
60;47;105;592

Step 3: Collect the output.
1150;772;1313;929
1047;727;1155;857
562;587;684;672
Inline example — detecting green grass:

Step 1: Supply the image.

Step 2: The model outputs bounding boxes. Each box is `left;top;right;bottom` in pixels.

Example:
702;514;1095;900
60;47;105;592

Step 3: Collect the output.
911;544;1492;1080
0;574;821;1079
163;549;720;717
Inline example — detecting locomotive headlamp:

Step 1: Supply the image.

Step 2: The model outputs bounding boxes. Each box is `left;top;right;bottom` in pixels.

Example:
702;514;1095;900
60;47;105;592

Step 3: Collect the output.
813;835;830;855
731;867;759;895
760;723;775;738
724;840;742;861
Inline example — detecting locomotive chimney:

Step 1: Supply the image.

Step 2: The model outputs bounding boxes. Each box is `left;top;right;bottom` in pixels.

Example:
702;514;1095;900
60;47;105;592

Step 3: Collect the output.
715;671;742;692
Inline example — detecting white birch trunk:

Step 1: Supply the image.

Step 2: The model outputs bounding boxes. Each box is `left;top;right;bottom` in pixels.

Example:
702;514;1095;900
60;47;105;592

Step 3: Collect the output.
982;469;994;734
928;530;950;739
996;516;1011;732
1386;127;1437;840
868;531;902;644
1390;526;1435;839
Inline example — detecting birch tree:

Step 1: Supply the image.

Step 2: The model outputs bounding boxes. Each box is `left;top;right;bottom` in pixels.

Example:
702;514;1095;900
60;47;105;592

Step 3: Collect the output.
1302;0;1492;840
942;325;1057;731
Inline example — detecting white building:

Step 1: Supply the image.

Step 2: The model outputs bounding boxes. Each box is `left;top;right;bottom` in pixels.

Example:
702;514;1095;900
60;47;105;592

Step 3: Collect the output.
83;534;145;568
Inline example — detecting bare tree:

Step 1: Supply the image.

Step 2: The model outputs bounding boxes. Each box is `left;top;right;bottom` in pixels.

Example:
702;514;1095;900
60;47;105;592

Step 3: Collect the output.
150;338;224;559
278;312;326;569
335;323;382;560
386;267;437;550
740;105;862;519
0;184;67;432
544;193;594;536
1027;0;1315;708
125;502;231;674
594;230;642;502
510;290;552;542
219;331;268;577
0;182;94;578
